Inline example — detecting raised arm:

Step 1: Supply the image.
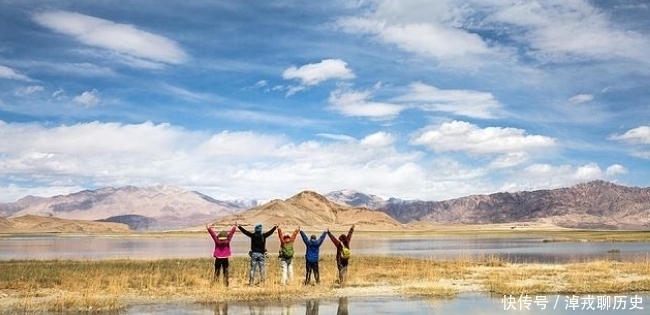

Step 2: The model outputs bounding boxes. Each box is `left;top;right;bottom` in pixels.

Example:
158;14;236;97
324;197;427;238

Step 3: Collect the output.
263;225;278;238
327;230;340;247
238;225;253;237
289;227;300;242
346;225;355;244
300;230;309;245
277;226;284;241
206;224;218;241
226;225;237;241
316;231;327;246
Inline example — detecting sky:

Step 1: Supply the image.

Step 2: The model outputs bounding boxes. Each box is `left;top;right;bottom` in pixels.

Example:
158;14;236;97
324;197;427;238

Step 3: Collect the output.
1;0;650;203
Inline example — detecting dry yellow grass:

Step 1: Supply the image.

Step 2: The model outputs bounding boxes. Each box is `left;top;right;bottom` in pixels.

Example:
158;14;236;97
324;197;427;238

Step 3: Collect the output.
0;255;649;313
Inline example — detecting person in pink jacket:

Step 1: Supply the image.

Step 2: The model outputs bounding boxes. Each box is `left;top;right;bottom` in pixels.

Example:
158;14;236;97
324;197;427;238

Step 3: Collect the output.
207;222;237;287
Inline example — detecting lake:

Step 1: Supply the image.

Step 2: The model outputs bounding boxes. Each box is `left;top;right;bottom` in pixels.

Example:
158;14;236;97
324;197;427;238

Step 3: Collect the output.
0;234;648;263
124;293;648;314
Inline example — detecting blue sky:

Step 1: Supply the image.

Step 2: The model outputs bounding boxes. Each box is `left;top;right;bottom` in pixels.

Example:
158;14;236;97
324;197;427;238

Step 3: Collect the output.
1;0;649;203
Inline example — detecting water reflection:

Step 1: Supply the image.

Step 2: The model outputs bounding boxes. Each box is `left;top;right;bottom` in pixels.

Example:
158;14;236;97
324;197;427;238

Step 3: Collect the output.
305;300;318;315
212;302;228;315
127;294;648;315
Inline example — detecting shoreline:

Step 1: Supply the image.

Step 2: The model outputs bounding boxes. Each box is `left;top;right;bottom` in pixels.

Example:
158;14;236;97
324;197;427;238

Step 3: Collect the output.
1;256;649;313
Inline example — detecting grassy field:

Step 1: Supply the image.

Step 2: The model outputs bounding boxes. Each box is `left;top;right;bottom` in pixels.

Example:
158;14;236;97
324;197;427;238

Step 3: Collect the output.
1;255;649;314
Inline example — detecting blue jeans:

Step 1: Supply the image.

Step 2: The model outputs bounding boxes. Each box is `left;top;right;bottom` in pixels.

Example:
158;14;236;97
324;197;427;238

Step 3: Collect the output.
249;252;266;284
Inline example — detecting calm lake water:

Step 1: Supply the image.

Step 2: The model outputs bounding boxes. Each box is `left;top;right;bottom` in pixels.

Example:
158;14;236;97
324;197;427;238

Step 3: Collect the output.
0;234;649;263
2;235;649;314
125;293;649;314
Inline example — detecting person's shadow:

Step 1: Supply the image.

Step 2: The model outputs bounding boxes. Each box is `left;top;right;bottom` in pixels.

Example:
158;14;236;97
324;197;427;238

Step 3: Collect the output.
337;297;348;315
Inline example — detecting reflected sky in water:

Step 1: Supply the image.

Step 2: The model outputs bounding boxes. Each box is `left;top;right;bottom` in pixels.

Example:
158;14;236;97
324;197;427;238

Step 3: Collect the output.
1;235;648;263
124;293;648;315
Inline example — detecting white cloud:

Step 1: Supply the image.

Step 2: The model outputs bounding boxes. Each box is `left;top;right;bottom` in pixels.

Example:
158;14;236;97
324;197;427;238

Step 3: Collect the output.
360;131;395;148
33;11;187;65
489;152;530;169
610;126;650;144
14;85;45;96
338;17;490;61
410;120;556;155
486;0;650;64
0;64;32;81
575;162;603;181
328;88;405;119
282;59;355;87
73;89;101;106
605;164;627;176
396;82;503;119
568;94;594;105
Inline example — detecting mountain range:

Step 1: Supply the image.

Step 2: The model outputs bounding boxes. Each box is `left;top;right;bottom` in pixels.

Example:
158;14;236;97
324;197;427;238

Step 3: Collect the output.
1;180;649;231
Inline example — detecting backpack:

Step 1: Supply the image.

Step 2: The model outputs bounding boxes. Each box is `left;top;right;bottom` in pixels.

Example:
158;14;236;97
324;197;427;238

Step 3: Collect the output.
280;242;294;259
341;245;351;260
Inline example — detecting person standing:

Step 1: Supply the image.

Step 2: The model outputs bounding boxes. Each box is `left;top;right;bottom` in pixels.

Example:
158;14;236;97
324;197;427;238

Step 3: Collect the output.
327;225;354;287
277;225;300;285
238;223;277;285
299;230;327;285
206;222;237;287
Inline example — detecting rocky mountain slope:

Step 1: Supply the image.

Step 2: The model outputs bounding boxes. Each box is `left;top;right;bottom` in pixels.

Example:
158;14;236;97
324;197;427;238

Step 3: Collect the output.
209;190;402;231
0;186;247;230
332;181;650;229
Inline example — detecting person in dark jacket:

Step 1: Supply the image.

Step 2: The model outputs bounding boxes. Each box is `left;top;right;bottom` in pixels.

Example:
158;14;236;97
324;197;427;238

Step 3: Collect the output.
299;230;327;285
238;223;277;285
327;225;354;287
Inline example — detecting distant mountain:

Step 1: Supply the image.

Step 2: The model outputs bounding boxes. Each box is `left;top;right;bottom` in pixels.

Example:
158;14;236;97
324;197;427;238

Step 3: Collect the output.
325;189;387;209
0;186;247;230
209;190;402;231
2;215;130;233
378;181;650;229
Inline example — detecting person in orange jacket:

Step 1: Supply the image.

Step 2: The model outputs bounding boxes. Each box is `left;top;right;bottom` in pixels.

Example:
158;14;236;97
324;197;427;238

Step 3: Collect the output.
327;225;354;287
277;225;300;285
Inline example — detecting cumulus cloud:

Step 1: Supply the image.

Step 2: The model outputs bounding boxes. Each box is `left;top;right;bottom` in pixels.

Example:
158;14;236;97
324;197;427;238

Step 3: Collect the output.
360;131;395;148
0;64;32;81
605;164;627;176
328;88;405;119
0;120;423;201
410;120;556;155
610;126;650;144
33;11;187;66
73;89;101;106
283;59;355;86
568;94;594;105
396;82;503;119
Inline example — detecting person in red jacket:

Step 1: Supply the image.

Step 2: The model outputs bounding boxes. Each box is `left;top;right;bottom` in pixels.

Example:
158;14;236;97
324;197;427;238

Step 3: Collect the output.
277;225;300;285
327;224;354;287
206;222;237;286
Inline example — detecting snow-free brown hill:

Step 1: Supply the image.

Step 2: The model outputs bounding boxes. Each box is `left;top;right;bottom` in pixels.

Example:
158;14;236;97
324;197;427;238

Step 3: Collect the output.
0;186;247;230
380;181;650;229
209;191;402;230
0;215;130;233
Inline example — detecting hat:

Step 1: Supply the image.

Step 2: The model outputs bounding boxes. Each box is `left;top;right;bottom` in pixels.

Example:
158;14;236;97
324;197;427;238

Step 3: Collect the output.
283;233;291;238
217;231;228;241
310;234;317;240
254;224;262;233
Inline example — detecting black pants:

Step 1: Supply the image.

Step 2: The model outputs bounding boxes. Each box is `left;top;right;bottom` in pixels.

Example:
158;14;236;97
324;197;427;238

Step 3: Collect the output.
214;258;229;286
304;261;319;284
